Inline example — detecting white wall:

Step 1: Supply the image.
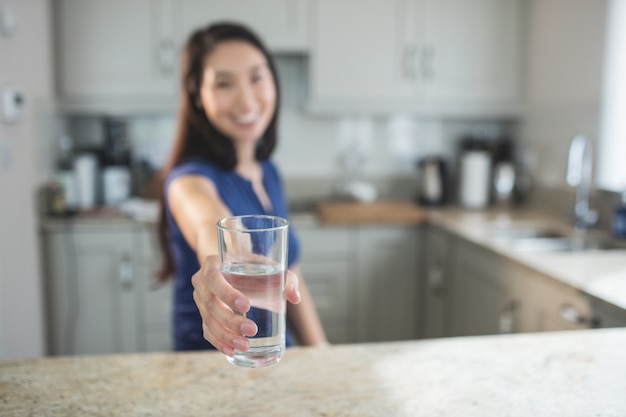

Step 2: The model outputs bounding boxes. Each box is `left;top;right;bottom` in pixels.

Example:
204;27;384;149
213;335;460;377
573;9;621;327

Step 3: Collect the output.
0;0;54;358
520;0;608;188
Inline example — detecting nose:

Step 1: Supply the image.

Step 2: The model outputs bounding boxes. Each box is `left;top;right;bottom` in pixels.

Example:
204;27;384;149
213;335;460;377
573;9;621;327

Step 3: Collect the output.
234;82;257;112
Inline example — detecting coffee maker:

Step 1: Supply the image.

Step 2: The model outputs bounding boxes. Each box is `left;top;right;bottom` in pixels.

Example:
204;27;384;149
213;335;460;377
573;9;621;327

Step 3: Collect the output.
101;117;132;206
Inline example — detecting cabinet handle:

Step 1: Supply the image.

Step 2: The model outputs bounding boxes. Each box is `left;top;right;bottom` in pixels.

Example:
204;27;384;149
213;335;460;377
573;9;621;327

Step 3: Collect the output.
427;265;445;297
499;301;518;334
402;44;419;80
421;45;435;81
119;254;134;292
158;39;175;76
558;303;598;326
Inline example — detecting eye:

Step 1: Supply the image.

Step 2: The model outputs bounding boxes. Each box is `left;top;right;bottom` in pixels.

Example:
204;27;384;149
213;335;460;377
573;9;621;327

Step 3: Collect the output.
216;80;232;89
251;73;264;83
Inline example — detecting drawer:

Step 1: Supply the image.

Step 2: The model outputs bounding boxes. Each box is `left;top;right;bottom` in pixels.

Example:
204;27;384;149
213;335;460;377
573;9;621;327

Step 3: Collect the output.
297;226;352;255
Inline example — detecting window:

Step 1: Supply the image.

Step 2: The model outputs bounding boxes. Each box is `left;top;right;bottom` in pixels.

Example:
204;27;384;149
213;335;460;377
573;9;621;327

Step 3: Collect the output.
598;0;626;191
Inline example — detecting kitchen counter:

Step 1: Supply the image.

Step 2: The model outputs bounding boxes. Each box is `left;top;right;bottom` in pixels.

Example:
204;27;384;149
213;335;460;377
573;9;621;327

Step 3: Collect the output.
1;328;625;416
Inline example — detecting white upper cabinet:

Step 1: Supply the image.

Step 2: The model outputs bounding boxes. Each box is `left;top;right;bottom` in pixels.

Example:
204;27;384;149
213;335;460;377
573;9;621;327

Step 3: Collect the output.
55;0;177;110
53;0;309;112
421;0;522;104
309;0;524;116
310;0;415;102
178;0;309;53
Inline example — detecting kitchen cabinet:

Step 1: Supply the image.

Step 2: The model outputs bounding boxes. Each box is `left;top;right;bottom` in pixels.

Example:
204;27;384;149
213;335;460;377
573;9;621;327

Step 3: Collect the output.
135;226;173;352
53;0;309;112
54;0;178;111
43;226;139;355
421;226;453;338
296;221;422;344
308;0;523;115
450;238;522;336
42;222;172;355
355;226;421;342
297;225;355;344
519;271;598;333
178;0;309;54
422;222;626;340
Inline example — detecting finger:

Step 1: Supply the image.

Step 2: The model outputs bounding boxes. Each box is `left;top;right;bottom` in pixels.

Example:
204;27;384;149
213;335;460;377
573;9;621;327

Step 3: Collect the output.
193;258;250;314
202;321;236;357
203;297;253;352
285;270;301;304
202;290;258;337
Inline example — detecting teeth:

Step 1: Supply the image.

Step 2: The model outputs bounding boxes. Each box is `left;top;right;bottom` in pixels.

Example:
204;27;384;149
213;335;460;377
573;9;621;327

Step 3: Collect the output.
234;112;258;124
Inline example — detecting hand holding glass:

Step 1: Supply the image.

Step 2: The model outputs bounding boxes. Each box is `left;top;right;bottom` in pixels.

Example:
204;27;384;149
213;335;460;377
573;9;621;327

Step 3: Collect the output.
217;215;289;368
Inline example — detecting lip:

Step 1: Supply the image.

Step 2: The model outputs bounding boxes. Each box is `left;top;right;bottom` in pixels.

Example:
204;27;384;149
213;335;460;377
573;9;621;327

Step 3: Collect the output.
233;112;260;124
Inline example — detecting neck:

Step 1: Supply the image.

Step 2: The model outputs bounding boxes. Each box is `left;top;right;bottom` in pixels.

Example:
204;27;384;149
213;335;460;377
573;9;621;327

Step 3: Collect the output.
234;142;259;180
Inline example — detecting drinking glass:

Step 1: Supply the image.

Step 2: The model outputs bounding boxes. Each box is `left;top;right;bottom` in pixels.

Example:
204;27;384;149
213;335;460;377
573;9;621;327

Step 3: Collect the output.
217;215;289;367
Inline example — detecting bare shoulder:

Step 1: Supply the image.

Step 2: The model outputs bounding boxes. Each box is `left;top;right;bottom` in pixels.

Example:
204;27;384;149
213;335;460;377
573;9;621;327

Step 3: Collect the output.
167;174;223;218
167;174;231;249
169;174;217;197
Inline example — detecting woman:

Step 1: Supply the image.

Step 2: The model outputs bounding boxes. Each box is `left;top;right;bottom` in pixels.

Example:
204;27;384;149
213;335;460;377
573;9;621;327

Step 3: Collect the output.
157;22;327;356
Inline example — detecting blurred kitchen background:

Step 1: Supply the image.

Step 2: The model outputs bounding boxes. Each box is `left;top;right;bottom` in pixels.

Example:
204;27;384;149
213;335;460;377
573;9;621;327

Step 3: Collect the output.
1;0;625;359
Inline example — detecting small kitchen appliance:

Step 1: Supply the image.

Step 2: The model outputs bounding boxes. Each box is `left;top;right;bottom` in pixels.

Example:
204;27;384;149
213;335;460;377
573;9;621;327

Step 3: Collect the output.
101;117;132;206
417;156;447;206
458;138;492;209
74;152;99;210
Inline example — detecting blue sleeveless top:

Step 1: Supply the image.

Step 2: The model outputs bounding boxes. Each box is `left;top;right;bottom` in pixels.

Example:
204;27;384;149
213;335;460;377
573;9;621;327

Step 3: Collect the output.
164;158;300;351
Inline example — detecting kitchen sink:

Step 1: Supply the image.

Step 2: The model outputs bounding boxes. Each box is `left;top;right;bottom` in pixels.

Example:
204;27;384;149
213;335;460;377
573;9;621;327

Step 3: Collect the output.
495;235;626;252
489;227;566;240
488;225;626;252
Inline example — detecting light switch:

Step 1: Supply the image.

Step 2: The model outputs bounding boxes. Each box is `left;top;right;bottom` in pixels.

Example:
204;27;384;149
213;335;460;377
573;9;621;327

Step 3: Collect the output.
1;88;24;123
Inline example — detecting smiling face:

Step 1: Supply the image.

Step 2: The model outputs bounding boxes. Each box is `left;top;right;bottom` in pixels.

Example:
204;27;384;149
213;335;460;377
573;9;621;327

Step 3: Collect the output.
199;40;277;147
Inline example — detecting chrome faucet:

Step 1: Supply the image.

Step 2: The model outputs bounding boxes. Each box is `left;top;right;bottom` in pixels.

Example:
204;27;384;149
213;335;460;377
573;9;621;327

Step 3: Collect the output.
566;134;598;230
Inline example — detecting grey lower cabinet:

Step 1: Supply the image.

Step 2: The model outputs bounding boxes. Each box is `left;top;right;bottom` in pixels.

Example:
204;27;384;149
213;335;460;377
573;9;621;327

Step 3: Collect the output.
422;225;626;339
135;227;173;352
421;227;454;338
297;223;422;344
42;222;172;356
44;219;422;354
450;238;522;336
355;226;421;343
296;225;354;344
516;265;622;332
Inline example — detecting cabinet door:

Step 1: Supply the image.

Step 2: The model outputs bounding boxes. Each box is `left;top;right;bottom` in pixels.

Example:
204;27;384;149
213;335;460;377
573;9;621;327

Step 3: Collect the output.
55;0;176;101
178;0;309;52
450;238;521;337
421;227;452;338
136;228;173;352
44;230;138;355
421;0;522;103
355;226;420;342
310;0;415;102
522;276;595;332
297;226;354;344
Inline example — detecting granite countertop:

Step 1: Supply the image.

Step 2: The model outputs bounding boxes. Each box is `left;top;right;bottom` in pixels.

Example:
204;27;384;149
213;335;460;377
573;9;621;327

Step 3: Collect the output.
426;208;626;312
1;328;625;416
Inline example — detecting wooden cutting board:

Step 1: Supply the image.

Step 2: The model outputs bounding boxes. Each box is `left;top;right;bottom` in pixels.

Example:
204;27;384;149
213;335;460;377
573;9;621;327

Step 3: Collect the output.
314;200;427;225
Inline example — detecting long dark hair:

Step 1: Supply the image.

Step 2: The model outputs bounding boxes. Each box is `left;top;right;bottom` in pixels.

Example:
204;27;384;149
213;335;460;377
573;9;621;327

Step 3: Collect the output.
156;22;281;282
